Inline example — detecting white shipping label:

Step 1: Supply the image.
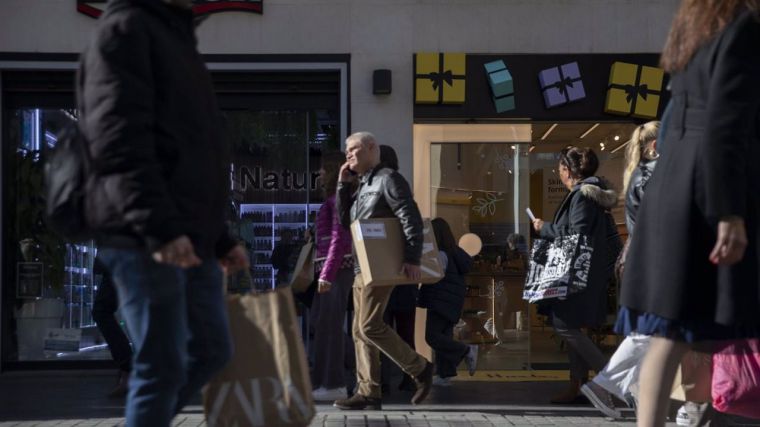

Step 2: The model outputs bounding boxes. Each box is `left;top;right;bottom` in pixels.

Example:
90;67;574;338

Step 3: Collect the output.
360;223;387;239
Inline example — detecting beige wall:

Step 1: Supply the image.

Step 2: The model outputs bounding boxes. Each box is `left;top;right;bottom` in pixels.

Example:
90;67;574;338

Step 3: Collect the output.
1;0;679;181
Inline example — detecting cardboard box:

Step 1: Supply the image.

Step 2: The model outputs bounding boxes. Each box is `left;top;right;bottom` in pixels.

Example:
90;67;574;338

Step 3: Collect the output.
351;218;444;287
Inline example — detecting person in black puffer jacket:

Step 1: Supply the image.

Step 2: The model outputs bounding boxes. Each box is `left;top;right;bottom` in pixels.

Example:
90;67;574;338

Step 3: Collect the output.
77;1;249;425
531;146;622;406
418;218;478;385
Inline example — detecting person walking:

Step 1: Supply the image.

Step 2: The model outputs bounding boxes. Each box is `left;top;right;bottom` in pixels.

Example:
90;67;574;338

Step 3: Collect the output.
334;132;434;410
91;257;133;398
530;146;621;407
418;217;478;386
581;121;660;418
617;2;760;426
377;145;419;394
78;0;248;425
310;151;355;402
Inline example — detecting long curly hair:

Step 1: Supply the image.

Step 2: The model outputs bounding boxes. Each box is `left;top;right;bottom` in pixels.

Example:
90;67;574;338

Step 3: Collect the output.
661;0;760;72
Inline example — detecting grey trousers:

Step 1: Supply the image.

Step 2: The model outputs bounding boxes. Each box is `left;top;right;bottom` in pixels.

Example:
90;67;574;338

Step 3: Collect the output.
554;327;607;381
311;268;354;389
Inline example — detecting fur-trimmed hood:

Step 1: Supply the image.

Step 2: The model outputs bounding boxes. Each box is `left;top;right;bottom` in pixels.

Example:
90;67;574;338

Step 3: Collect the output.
576;177;618;209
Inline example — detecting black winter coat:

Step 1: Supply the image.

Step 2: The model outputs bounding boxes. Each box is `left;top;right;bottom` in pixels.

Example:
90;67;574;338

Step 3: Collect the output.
539;177;621;329
624;160;656;235
621;11;760;332
78;0;235;258
418;247;473;324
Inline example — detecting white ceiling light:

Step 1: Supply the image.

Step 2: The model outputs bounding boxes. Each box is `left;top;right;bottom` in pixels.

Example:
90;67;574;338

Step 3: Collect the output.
614;135;620;141
541;123;559;140
579;123;600;139
611;139;632;153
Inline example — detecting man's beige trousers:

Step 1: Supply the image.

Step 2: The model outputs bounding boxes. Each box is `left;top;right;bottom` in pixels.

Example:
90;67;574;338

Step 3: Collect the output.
352;274;427;398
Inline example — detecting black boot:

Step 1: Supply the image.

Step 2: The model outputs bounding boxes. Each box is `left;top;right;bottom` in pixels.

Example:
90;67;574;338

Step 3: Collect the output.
411;362;433;404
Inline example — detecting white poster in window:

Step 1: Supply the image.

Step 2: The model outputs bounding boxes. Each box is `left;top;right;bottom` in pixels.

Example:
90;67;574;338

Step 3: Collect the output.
543;168;568;219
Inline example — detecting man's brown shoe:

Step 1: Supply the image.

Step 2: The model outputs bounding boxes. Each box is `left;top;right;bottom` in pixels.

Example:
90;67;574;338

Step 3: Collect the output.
333;393;382;410
411;362;433;405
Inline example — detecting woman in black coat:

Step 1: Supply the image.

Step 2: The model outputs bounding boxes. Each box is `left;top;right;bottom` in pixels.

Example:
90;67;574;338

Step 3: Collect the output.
532;147;621;404
418;218;477;385
617;2;760;425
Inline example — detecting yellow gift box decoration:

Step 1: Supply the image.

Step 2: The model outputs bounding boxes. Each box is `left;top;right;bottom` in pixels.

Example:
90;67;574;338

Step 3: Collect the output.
604;62;664;119
415;52;466;104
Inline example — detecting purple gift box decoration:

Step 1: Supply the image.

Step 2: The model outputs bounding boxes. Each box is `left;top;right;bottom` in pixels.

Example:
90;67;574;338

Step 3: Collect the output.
538;62;586;108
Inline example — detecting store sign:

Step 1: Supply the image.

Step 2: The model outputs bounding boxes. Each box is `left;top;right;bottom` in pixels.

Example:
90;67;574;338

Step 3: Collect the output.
77;0;263;19
238;166;320;192
543;169;568;220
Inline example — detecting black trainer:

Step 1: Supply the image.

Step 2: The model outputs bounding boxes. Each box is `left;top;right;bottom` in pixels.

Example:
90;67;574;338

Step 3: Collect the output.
333;393;382;411
411;361;434;404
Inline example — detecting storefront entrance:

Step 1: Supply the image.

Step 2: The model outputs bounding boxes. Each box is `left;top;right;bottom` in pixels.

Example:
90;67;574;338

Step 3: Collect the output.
414;121;637;372
0;58;348;369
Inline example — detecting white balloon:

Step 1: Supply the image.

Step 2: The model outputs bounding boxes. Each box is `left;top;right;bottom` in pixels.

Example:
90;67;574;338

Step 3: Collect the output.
458;233;482;257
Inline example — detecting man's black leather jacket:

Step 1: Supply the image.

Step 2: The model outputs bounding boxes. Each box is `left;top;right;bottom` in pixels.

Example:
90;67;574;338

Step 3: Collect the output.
337;165;424;265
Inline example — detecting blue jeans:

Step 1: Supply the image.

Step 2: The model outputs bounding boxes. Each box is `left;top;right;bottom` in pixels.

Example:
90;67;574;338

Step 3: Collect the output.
99;249;232;427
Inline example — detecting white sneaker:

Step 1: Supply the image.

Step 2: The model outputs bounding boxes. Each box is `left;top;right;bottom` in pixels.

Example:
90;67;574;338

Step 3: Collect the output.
676;405;691;426
432;376;452;387
465;344;478;376
312;387;346;401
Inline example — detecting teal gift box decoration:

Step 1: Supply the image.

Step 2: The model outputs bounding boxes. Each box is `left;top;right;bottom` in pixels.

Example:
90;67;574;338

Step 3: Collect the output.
484;60;515;113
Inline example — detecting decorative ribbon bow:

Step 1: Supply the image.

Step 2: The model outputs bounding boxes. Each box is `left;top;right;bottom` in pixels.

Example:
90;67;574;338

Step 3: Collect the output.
623;84;649;103
426;70;455;90
555;76;576;95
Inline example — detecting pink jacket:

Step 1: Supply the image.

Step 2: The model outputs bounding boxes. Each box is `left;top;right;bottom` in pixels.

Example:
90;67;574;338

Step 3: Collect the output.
315;194;353;283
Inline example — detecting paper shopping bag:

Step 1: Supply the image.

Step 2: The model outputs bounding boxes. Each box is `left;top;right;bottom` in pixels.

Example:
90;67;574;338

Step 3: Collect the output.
203;288;315;427
670;350;712;403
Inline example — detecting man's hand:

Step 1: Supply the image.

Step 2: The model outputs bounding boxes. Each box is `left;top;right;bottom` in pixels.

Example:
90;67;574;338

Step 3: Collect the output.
339;161;355;183
152;236;202;268
317;279;332;294
709;217;747;266
220;244;250;275
402;263;421;281
532;219;545;232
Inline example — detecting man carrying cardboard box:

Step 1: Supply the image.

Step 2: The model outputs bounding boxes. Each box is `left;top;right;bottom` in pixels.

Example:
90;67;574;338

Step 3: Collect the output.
334;132;433;410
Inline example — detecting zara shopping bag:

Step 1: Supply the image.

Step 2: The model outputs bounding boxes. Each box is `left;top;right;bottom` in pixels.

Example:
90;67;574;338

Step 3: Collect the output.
711;339;760;418
203;288;315;427
523;234;593;303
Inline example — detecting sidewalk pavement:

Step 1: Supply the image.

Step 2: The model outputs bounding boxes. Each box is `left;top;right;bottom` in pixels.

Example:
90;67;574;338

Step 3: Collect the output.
0;369;747;427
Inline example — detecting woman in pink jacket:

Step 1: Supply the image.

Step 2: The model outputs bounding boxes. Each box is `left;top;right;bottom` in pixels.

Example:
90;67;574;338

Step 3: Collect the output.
311;151;355;401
